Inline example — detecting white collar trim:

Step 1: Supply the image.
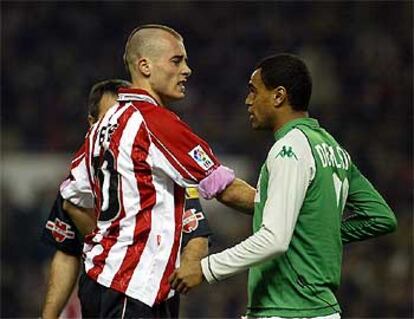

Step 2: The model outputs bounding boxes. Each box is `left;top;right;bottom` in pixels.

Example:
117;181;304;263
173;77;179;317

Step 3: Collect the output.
117;93;158;106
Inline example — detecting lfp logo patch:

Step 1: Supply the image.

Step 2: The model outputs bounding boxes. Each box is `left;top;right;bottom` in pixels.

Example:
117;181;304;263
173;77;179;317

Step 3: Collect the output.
188;145;214;170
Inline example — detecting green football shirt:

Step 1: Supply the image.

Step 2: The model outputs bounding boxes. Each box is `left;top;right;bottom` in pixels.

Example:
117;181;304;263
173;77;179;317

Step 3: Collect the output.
201;117;397;318
247;118;396;317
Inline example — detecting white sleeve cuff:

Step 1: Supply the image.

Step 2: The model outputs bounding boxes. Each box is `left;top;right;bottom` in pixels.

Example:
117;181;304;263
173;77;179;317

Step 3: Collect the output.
201;256;219;284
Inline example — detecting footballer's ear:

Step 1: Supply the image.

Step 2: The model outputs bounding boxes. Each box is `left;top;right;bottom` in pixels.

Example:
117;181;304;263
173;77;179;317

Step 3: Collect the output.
273;86;287;108
137;58;151;77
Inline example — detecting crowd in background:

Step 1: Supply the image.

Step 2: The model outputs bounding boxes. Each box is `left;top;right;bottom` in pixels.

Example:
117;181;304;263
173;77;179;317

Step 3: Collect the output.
2;2;412;317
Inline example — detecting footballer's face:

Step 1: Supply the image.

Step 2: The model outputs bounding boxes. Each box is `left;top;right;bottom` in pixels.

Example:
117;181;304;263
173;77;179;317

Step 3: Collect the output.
148;33;192;104
245;69;276;130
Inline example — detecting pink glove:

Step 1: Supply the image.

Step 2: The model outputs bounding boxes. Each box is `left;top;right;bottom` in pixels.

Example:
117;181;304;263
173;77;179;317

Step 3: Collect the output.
198;165;235;200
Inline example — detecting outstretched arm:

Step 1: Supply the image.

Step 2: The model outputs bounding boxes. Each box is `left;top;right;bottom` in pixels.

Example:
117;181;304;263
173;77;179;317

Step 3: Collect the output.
198;166;256;214
171;149;309;291
216;178;256;214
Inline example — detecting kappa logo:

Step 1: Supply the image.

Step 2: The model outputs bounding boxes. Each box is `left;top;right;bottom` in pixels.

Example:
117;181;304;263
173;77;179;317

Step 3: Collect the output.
276;145;298;160
182;209;205;233
188;145;214;170
46;218;75;243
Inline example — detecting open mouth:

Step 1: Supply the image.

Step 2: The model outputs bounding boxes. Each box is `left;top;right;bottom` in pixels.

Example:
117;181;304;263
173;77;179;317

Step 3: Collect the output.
177;80;186;93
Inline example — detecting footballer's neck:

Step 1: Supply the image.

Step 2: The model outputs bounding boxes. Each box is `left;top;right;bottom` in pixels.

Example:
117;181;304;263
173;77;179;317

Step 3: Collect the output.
131;80;165;106
272;110;309;133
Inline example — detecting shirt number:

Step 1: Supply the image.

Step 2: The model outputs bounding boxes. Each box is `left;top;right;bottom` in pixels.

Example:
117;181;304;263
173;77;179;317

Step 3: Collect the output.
332;172;349;212
93;150;121;222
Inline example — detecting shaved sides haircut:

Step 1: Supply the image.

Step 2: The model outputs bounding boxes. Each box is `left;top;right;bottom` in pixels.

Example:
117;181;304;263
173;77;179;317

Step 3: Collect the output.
123;24;183;76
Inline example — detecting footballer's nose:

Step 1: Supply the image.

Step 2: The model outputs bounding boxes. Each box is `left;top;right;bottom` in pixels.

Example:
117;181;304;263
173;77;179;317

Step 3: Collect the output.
245;93;253;107
183;63;192;78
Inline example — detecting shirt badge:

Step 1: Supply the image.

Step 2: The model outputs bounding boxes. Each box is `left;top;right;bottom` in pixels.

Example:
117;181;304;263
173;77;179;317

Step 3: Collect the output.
46;218;75;243
188;145;214;170
182;208;205;233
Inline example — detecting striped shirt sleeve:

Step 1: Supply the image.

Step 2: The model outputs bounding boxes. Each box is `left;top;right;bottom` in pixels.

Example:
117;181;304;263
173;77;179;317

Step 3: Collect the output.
142;106;221;186
60;141;94;209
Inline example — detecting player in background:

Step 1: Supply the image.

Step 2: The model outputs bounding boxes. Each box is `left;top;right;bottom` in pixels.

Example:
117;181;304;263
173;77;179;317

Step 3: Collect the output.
41;79;213;319
170;54;397;318
41;79;128;319
59;24;255;318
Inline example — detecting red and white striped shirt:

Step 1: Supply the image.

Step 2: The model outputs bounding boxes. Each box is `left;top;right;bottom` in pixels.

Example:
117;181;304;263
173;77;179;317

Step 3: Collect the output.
61;88;220;306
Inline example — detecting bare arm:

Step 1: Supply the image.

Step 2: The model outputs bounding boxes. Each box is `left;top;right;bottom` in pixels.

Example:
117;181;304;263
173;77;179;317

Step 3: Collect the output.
181;237;208;262
170;237;208;294
42;251;80;319
62;200;96;236
216;178;256;214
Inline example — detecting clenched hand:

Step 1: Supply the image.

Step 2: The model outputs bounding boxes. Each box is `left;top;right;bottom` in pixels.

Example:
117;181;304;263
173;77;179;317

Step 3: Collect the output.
169;260;204;294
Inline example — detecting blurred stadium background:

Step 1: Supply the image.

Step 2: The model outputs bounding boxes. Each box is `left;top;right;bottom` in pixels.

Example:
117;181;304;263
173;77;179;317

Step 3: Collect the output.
1;1;412;318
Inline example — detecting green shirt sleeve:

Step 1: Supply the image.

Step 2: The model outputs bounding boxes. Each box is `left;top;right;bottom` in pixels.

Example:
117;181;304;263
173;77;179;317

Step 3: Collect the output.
341;164;397;244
